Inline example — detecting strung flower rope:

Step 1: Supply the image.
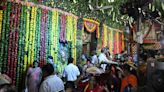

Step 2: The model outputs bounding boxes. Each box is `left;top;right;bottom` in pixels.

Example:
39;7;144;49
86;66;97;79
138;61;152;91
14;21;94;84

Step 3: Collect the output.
7;2;13;78
10;3;16;84
0;10;3;39
113;31;117;54
17;4;24;90
116;31;119;53
46;11;52;61
102;24;108;48
0;2;6;73
24;6;30;71
109;28;113;55
31;7;37;65
45;10;50;62
3;2;10;75
40;9;47;65
119;33;122;53
13;3;21;85
59;14;66;43
36;8;41;61
72;18;77;64
66;16;73;42
83;18;100;38
0;7;5;72
0;10;3;72
122;33;125;50
28;6;34;66
54;10;59;66
50;11;56;60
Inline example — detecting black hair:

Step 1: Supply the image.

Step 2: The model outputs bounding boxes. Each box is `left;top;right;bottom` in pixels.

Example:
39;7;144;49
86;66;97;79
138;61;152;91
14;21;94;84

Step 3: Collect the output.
42;64;54;76
48;55;53;59
123;64;131;72
0;83;16;92
33;60;38;65
68;57;73;64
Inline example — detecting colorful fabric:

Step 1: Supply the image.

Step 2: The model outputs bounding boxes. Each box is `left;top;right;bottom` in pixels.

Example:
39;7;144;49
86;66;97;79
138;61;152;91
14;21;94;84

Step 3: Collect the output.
26;67;42;92
120;74;138;92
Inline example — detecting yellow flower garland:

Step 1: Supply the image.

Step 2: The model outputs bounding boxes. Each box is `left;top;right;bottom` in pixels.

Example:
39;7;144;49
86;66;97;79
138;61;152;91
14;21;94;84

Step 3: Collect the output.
66;16;73;42
28;7;35;65
103;24;108;47
116;31;119;53
51;10;58;65
51;11;56;62
109;28;113;55
0;10;3;39
24;6;30;71
31;7;37;64
72;18;77;64
54;11;59;65
122;33;125;50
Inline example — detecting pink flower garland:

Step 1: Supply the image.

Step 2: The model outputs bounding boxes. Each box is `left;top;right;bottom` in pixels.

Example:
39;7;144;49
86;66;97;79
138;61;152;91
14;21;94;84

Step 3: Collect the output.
59;14;66;43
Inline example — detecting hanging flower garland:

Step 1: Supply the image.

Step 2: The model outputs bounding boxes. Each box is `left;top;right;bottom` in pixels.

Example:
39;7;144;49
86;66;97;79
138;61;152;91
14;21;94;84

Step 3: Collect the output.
113;31;117;54
66;15;73;42
45;11;51;61
36;8;41;61
27;6;34;66
3;2;10;75
59;14;66;43
107;30;110;48
54;10;59;67
24;6;30;71
102;24;108;48
13;3;21;85
0;10;3;38
34;7;38;61
7;2;14;78
83;18;100;38
122;33;125;51
31;7;37;65
0;9;3;72
109;28;113;55
119;33;122;53
47;11;52;57
72;18;77;64
0;1;6;73
17;4;25;89
10;3;17;83
40;9;47;65
116;31;119;54
50;11;56;61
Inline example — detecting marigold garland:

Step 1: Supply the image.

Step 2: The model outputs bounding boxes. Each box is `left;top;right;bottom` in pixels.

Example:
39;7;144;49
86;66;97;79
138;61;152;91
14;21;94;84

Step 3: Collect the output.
24;6;30;71
109;28;113;55
72;18;77;64
0;10;3;39
54;11;59;67
102;24;108;48
116;31;119;53
66;15;73;42
83;18;100;38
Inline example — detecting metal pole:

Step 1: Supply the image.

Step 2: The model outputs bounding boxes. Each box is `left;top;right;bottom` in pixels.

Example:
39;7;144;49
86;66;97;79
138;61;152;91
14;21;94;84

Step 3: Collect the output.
136;8;142;64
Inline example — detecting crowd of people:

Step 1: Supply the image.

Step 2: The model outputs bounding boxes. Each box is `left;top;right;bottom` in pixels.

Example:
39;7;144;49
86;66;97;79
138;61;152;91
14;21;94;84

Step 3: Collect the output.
0;46;163;92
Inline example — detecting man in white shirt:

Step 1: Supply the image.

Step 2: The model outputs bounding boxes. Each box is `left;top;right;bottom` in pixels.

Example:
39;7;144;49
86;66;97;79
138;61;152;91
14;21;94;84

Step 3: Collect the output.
62;57;80;90
98;48;118;70
91;51;98;65
39;64;64;92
